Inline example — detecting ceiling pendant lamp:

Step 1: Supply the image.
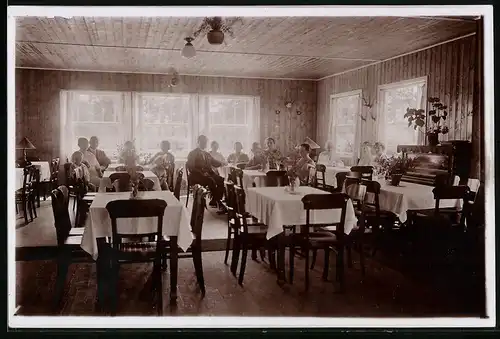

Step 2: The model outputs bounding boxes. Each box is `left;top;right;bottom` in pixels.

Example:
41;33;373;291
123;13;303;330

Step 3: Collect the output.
181;37;196;59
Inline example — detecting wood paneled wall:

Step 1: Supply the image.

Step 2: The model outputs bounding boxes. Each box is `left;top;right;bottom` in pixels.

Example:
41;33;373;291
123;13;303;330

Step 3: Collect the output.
316;35;476;149
15;69;316;160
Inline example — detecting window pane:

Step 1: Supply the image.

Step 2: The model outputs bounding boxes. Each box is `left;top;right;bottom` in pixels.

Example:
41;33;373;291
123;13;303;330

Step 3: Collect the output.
381;81;423;153
335;125;355;155
331;93;359;156
208;126;249;156
75;94;118;122
73;123;125;157
137;94;191;158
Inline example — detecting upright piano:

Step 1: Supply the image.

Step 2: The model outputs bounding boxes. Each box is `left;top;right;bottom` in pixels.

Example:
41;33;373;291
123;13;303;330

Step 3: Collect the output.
397;140;472;186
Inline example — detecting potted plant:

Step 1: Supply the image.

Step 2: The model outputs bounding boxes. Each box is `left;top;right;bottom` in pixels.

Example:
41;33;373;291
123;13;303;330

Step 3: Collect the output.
378;153;415;186
404;97;450;147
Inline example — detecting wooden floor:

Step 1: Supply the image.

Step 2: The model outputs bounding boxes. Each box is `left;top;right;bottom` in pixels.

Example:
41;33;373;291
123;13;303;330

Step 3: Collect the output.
14;196;485;317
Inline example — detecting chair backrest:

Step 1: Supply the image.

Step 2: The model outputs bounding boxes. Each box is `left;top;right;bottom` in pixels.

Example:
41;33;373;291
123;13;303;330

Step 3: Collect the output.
360;179;382;225
350;166;373;180
432;185;470;227
166;164;175;191
106;199;167;253
301;192;350;237
315;164;326;188
173;167;184;200
233;185;251;233
50;186;72;246
229;167;244;186
433;185;469;208
139;178;155;191
109;172;132;192
224;181;237;220
265;170;288;187
335;171;348;191
63;162;73;186
190;184;208;246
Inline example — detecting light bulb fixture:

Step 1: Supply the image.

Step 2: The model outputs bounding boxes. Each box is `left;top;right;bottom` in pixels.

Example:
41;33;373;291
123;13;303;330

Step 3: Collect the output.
181;37;196;59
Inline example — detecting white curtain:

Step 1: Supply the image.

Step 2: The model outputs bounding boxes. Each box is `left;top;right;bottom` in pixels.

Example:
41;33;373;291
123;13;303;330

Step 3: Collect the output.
249;96;261;154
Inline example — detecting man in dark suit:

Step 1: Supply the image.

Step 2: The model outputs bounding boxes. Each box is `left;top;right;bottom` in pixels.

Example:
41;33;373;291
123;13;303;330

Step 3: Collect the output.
88;136;111;171
187;135;225;210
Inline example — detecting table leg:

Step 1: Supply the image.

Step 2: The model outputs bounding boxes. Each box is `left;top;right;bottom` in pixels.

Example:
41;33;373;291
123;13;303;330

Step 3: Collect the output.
276;233;287;285
169;236;178;305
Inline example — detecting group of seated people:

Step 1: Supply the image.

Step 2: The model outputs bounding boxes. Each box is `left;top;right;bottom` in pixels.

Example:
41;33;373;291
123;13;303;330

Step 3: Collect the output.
68;134;351;213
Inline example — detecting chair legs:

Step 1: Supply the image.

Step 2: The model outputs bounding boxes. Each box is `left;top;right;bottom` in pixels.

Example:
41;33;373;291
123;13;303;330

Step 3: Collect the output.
237;236;248;286
322;247;330;281
224;225;232;265
192;248;206;297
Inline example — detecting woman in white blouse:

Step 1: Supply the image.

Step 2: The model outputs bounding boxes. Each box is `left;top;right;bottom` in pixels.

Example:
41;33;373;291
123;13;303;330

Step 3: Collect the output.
317;140;344;167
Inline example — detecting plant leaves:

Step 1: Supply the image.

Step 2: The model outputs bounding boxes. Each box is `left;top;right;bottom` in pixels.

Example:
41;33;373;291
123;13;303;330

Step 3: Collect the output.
414;125;417;130
428;110;436;115
408;121;412;127
416;119;425;127
442;116;446;120
404;112;412;118
431;116;440;123
442;105;448;110
443;111;448;116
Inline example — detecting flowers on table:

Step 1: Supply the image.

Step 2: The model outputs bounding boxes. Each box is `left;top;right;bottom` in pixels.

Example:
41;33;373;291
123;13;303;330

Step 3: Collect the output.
376;153;416;186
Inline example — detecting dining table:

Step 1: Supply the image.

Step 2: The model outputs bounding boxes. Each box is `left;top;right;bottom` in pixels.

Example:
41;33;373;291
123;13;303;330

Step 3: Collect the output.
365;179;462;223
245;185;358;284
80;190;193;303
324;166;350;187
99;170;162;192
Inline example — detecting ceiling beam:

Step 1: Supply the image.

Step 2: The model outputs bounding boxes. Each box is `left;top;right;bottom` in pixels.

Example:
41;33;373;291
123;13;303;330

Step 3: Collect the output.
15;40;381;62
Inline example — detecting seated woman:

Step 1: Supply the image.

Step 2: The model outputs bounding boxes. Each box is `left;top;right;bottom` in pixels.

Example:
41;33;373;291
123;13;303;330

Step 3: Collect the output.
289;143;316;185
263;137;283;170
118;141;139;164
358;141;375;166
227;142;250;165
146;140;175;190
245;142;265;170
208;141;227;174
317;140;344;167
77;137;102;187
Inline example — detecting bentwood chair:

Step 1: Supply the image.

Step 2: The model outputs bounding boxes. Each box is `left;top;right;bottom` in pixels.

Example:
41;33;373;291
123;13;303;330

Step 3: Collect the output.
50;186;95;311
350;166;373;180
287;192;353;291
105;198;168;315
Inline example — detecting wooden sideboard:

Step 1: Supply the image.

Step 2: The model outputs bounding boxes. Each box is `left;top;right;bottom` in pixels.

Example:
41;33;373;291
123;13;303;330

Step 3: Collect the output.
397;141;472;186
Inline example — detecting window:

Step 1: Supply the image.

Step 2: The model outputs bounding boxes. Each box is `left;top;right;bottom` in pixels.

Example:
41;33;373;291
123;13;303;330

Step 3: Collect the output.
199;95;260;156
378;77;427;154
329;91;362;161
61;91;260;161
134;93;192;158
61;91;129;160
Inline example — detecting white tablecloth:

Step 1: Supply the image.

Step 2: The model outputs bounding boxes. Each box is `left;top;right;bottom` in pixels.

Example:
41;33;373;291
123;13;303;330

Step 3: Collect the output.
373;181;460;223
31;161;52;181
324;166;350;187
99;170;162;192
245;186;358;239
81;191;193;260
15;168;24;190
242;170;267;189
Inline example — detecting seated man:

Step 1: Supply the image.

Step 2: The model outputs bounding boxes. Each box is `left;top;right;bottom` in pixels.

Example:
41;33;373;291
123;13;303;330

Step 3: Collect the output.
88;136;111;171
227;141;250;165
245;142;265;170
186;135;225;211
78;137;102;187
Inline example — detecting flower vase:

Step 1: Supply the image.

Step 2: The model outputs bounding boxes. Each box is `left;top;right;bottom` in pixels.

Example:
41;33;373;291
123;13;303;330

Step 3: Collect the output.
131;184;139;198
288;176;300;192
427;133;439;147
390;174;403;186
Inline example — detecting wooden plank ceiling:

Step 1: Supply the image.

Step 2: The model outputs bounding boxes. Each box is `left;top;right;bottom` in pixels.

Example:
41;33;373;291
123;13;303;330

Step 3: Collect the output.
15;16;476;80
